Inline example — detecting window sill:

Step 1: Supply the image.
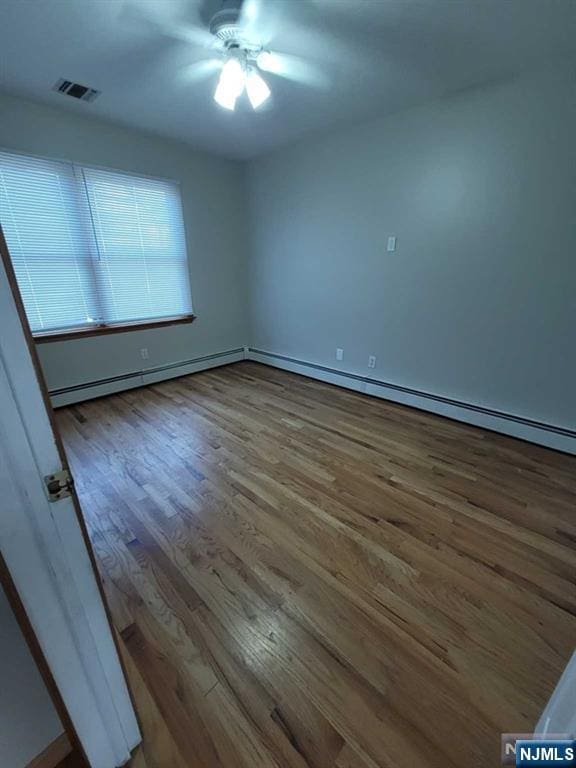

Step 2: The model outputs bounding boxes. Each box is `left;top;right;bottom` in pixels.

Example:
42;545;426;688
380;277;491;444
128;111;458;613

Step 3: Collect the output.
33;314;196;344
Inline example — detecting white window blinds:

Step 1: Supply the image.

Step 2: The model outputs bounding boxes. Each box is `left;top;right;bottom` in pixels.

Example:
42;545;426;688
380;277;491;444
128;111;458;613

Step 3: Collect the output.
83;168;192;325
0;150;193;335
0;152;101;333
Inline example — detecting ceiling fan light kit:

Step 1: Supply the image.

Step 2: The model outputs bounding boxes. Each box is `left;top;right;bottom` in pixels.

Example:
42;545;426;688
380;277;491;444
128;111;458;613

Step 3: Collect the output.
214;55;246;109
208;1;270;112
246;68;271;109
213;43;271;111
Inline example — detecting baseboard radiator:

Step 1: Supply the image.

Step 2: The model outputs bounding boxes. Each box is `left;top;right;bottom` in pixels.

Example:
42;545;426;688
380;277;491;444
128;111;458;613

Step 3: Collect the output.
49;348;245;407
246;347;576;456
48;344;576;455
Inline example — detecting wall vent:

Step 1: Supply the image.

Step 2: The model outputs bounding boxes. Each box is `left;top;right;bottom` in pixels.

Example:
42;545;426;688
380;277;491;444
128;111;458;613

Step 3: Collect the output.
53;79;100;102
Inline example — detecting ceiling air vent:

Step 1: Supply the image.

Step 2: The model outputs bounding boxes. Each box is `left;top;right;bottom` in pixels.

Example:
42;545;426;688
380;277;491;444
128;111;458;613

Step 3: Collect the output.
53;78;100;102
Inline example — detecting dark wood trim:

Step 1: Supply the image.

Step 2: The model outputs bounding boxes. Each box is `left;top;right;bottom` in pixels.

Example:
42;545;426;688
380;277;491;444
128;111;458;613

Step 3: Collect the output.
26;733;72;768
0;224;141;758
34;314;196;344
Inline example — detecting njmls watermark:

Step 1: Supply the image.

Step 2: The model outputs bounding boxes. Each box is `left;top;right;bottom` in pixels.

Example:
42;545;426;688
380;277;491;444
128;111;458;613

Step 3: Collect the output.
501;734;575;766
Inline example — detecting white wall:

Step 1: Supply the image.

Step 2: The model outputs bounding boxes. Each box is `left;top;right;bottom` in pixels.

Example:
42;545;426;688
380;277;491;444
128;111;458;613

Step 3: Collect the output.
247;66;576;432
0;91;249;393
0;585;63;767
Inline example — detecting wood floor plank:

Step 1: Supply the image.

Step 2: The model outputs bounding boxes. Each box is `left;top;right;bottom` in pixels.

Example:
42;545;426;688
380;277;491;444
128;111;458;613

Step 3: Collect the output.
335;743;377;768
118;630;189;768
57;362;576;768
122;619;222;767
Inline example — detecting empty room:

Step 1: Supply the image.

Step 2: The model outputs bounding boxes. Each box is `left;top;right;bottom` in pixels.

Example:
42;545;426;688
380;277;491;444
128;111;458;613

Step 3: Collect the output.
0;1;575;767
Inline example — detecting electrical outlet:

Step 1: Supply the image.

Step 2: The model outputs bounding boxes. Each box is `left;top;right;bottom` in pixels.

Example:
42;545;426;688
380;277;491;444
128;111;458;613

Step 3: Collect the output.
387;235;397;253
368;355;376;369
140;348;149;360
336;348;344;361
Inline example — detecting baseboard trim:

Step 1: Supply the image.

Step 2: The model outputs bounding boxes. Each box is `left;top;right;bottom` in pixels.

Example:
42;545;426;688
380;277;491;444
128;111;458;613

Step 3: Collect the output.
50;348;245;407
26;733;72;768
246;348;576;455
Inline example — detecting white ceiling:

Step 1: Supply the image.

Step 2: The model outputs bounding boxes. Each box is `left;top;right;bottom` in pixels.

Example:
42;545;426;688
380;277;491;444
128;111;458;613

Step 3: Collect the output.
1;0;575;159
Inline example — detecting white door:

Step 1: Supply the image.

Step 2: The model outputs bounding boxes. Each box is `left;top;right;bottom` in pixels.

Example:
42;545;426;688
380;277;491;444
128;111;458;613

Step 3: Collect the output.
0;230;140;768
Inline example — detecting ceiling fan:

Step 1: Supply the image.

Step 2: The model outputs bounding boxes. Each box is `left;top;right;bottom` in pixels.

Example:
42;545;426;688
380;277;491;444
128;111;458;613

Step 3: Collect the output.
208;0;279;111
126;0;329;112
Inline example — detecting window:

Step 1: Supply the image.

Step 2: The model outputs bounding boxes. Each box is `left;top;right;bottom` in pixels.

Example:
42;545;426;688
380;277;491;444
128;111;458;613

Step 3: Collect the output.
0;150;194;339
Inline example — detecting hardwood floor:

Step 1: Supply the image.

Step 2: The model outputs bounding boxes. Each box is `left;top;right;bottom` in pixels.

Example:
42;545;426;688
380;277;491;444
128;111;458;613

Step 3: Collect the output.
57;361;576;768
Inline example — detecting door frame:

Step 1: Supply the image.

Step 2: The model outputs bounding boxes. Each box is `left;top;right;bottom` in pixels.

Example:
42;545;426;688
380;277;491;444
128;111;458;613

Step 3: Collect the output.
0;226;140;767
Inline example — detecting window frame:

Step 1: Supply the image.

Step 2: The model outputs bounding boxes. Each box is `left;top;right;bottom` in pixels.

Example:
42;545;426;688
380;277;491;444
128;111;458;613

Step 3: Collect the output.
33;313;196;343
0;148;195;342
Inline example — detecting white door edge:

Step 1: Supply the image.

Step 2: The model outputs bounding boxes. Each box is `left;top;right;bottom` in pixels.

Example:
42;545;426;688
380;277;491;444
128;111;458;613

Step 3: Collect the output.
0;257;140;767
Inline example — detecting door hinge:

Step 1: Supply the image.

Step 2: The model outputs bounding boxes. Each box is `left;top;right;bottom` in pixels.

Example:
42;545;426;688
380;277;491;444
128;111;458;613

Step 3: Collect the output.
44;468;74;502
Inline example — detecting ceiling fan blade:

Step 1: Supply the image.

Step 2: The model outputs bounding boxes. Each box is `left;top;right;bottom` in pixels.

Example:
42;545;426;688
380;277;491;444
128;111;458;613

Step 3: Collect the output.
258;51;330;90
239;0;281;45
180;58;223;84
238;0;263;33
121;1;216;50
159;21;216;49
